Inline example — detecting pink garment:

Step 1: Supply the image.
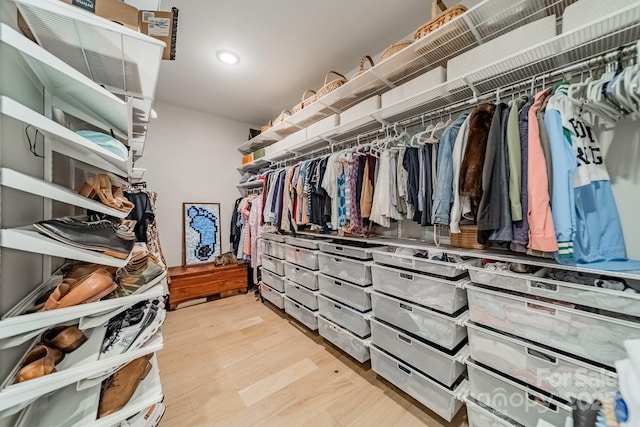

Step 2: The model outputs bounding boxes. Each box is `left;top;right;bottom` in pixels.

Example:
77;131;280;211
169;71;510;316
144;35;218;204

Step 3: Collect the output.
249;194;264;282
241;198;252;256
527;89;558;252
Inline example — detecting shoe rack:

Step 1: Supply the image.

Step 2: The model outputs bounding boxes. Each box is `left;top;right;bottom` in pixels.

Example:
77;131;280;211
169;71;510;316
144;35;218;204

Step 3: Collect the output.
0;1;167;425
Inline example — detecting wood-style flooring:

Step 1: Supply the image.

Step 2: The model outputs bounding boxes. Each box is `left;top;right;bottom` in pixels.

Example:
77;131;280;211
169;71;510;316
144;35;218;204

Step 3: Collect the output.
158;293;469;426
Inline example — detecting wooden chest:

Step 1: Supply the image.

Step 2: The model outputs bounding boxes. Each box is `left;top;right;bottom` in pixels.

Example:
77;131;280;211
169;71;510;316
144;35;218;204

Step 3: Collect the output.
168;263;248;310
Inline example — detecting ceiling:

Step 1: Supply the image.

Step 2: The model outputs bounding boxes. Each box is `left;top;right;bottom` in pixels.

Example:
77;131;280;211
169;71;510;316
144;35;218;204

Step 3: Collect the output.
155;0;443;126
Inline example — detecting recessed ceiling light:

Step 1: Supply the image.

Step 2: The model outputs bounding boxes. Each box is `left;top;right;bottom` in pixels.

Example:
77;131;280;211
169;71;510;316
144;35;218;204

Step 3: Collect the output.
217;50;239;65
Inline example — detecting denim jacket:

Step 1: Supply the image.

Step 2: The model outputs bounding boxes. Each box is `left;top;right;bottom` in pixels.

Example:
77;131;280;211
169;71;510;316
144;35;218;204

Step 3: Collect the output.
431;113;469;225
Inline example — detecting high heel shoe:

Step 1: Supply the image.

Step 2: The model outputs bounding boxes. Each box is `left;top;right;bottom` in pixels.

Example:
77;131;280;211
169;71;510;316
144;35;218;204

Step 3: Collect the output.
16;344;64;383
42;325;88;353
112;186;135;212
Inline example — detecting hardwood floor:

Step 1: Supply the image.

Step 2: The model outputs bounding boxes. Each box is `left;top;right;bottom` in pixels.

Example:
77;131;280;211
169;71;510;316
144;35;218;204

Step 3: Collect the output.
158;293;469;426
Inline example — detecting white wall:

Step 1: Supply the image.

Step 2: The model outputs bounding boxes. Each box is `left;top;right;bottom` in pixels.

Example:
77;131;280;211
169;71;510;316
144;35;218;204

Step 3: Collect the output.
137;101;249;267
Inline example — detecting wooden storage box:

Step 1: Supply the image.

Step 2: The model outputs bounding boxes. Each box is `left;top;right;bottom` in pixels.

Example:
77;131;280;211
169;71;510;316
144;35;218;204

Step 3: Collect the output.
168;263;248;310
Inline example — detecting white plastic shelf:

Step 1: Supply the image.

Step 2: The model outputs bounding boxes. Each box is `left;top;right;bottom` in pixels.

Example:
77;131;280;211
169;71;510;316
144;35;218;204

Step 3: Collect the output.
15;0;165;101
0;277;166;346
0;23;130;138
0;226;131;268
1;168;128;219
0;96;131;178
237;158;270;173
131;168;146;182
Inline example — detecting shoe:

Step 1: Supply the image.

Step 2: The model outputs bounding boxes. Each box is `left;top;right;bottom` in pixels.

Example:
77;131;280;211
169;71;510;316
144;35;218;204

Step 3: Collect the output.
34;217;135;260
78;178;96;198
103;300;165;357
16;344;64;383
123;402;165;427
98;354;153;418
42;269;117;311
42;325;88;353
112;185;135;212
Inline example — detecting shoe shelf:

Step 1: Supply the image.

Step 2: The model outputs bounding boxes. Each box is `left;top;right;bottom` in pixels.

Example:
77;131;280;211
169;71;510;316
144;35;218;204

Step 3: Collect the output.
0;96;132;178
262;1;640;163
1;168;129;219
0;226;132;268
0;23;131;139
13;354;163;427
238;0;575;155
0;277;166;347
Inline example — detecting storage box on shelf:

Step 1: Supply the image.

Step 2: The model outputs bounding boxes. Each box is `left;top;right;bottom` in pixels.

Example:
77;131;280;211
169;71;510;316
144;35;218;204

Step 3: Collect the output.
261;268;285;293
283;262;318;290
371;247;471;278
318;317;370;363
262;254;285;277
283;244;319;271
317;274;371;312
318;253;372;286
317;294;370;338
466;398;519;427
284;279;319;311
317;241;381;260
260;283;285;310
261;240;285;260
284;296;318;331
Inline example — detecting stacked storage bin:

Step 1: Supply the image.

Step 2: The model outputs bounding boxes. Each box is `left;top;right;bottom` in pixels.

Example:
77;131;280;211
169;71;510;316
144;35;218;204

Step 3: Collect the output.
259;233;287;309
282;237;321;330
368;247;472;423
464;260;638;426
316;242;381;363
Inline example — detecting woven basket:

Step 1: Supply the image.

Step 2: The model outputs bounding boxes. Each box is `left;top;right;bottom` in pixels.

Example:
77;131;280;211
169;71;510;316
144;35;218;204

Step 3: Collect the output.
272;109;291;126
380;40;413;61
414;0;467;40
292;90;317;114
449;224;486;250
316;71;347;99
353;55;374;79
261;121;272;133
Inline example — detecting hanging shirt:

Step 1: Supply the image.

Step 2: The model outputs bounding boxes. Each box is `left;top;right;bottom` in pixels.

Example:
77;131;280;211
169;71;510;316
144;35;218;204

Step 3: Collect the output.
321;153;340;229
449;115;472;233
506;98;526;221
511;98;533;253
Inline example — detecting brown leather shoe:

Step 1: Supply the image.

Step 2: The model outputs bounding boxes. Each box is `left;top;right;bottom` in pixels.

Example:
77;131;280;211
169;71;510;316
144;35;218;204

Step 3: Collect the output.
42;269;117;311
98;354;153;418
42;325;88;353
63;263;117;280
16;345;64;383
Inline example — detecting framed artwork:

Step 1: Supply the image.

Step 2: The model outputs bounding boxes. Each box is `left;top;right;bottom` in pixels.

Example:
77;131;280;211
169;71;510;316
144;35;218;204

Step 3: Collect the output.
182;202;221;266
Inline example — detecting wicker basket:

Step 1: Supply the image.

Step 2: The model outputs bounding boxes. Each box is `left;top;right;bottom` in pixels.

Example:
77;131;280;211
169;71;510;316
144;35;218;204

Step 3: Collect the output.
380;40;413;61
292;90;317;114
353;55;374;79
272;109;291;126
261;121;272;133
414;0;467;40
316;71;348;99
449;224;486;250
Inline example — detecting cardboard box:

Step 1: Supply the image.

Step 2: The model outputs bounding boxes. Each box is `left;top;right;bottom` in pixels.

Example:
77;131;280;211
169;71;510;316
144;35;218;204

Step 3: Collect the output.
139;9;178;60
17;12;36;43
61;0;140;31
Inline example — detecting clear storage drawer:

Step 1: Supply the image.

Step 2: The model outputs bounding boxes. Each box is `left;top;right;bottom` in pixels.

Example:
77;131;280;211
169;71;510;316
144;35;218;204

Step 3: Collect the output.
370;346;466;422
468;361;572;427
317;274;371;312
371;292;467;350
262;268;285;293
284;236;321;250
262;240;285;260
467;322;617;402
262;255;284;276
318;253;372;286
317;294;370;338
263;233;286;243
371;248;471;278
371;264;468;314
284;245;319;271
318;242;379;260
318;316;370;363
284;296;317;330
467;399;518;427
284;279;318;311
370;319;467;387
284;262;318;290
467;284;640;367
467;262;640;317
261;283;284;309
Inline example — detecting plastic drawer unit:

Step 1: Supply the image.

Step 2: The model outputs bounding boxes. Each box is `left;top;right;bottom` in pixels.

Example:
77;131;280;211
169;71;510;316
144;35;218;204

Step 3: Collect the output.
284;296;318;330
261;240;285;260
468;360;572;427
370;319;467;387
371;248;471;278
317;294;370;338
261;254;284;276
263;233;286;243
466;399;518;427
318;316;370;363
467;262;640;317
370;346;467;422
318;242;380;260
467;322;617;402
261;283;285;309
284;262;318;290
371;292;467;350
317;253;372;286
284;279;318;311
371;264;468;314
262;268;285;293
284;236;321;250
317;274;371;312
467;284;640;367
284;245;319;271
